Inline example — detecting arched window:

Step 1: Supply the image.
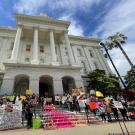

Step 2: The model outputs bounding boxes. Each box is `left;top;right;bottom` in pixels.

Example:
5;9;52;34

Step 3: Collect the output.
77;48;82;56
62;76;76;94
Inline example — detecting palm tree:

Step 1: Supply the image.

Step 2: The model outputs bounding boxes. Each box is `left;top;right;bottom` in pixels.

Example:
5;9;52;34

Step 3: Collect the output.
100;42;126;88
107;32;133;67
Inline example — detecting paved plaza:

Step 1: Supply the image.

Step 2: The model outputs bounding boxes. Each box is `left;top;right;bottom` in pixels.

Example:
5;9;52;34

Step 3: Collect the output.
0;121;135;135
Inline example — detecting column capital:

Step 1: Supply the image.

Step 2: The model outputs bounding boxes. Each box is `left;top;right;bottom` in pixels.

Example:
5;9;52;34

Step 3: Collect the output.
17;23;23;28
63;30;68;34
48;29;55;32
33;26;39;30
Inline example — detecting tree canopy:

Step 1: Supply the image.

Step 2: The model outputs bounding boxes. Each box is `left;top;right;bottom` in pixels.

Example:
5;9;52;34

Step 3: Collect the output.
124;66;135;90
88;69;120;96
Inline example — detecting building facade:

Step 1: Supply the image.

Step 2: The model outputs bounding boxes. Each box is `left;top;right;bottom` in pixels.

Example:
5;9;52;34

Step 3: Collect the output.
0;14;111;96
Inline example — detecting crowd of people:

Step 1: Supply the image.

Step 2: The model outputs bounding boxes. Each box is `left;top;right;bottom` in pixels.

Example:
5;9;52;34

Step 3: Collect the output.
0;92;134;129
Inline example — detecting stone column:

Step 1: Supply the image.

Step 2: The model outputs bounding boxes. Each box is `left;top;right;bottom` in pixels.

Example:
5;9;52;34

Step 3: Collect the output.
29;77;39;95
31;27;39;64
53;79;63;95
49;29;59;65
83;47;95;70
10;25;22;63
0;76;15;95
64;31;76;66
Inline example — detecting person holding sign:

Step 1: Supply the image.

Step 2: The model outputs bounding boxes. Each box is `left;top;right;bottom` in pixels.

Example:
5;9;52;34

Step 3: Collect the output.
119;102;129;121
110;99;119;120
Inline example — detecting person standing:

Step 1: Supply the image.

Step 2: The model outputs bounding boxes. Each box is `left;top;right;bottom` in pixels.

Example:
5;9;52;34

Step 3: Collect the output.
30;95;37;118
98;104;106;123
26;106;33;129
106;105;112;122
110;99;119;120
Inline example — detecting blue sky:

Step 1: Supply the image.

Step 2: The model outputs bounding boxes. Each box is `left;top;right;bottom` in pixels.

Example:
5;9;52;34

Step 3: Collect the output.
0;0;135;76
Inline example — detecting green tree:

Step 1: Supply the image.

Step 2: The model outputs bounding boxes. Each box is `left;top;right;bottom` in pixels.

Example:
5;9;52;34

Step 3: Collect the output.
106;32;133;67
124;66;135;90
105;75;121;95
88;69;120;95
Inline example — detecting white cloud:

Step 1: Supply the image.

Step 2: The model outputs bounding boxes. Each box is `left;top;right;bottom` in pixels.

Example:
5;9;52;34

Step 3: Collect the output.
93;0;135;75
14;0;101;15
14;0;46;14
59;16;84;36
47;0;101;13
93;0;135;39
107;42;135;76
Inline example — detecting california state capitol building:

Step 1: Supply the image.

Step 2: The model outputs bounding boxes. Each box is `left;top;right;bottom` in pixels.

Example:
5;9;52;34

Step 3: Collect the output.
0;13;111;97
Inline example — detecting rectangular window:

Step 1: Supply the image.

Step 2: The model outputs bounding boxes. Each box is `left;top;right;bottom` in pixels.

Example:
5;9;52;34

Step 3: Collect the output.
89;50;94;57
94;62;98;69
77;48;82;56
65;47;68;55
10;42;14;50
40;58;44;64
40;46;44;53
26;45;31;51
25;57;30;62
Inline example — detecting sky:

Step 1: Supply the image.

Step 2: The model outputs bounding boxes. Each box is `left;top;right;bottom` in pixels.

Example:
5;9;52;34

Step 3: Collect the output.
0;0;135;77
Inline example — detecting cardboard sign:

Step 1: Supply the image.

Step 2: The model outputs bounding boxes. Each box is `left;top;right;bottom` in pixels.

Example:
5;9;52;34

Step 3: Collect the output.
46;98;52;102
62;96;67;104
113;101;123;109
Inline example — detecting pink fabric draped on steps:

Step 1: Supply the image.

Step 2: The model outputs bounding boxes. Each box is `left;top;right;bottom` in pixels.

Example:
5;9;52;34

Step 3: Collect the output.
50;112;74;128
44;105;56;112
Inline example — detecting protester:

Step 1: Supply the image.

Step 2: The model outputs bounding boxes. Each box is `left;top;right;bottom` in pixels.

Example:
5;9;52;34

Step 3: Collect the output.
98;104;106;123
30;94;38;118
26;105;33;129
119;102;129;121
110;99;119;120
106;105;112;122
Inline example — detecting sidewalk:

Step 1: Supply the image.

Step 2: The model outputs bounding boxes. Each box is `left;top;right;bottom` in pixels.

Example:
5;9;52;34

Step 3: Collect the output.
0;121;135;135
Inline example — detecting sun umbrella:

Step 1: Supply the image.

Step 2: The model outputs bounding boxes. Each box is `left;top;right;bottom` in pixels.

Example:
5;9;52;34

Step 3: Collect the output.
96;91;104;97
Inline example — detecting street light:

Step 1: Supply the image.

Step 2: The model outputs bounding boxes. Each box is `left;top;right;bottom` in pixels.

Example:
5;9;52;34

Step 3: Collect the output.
99;42;126;89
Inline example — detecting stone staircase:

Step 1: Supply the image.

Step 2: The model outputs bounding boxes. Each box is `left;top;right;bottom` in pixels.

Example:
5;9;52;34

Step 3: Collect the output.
22;105;102;129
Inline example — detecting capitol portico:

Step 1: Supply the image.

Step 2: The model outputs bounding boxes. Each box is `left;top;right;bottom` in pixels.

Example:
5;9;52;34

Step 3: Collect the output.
0;14;111;96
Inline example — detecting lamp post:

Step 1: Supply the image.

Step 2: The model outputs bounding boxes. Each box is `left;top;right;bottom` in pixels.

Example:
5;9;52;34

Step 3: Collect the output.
100;42;126;89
